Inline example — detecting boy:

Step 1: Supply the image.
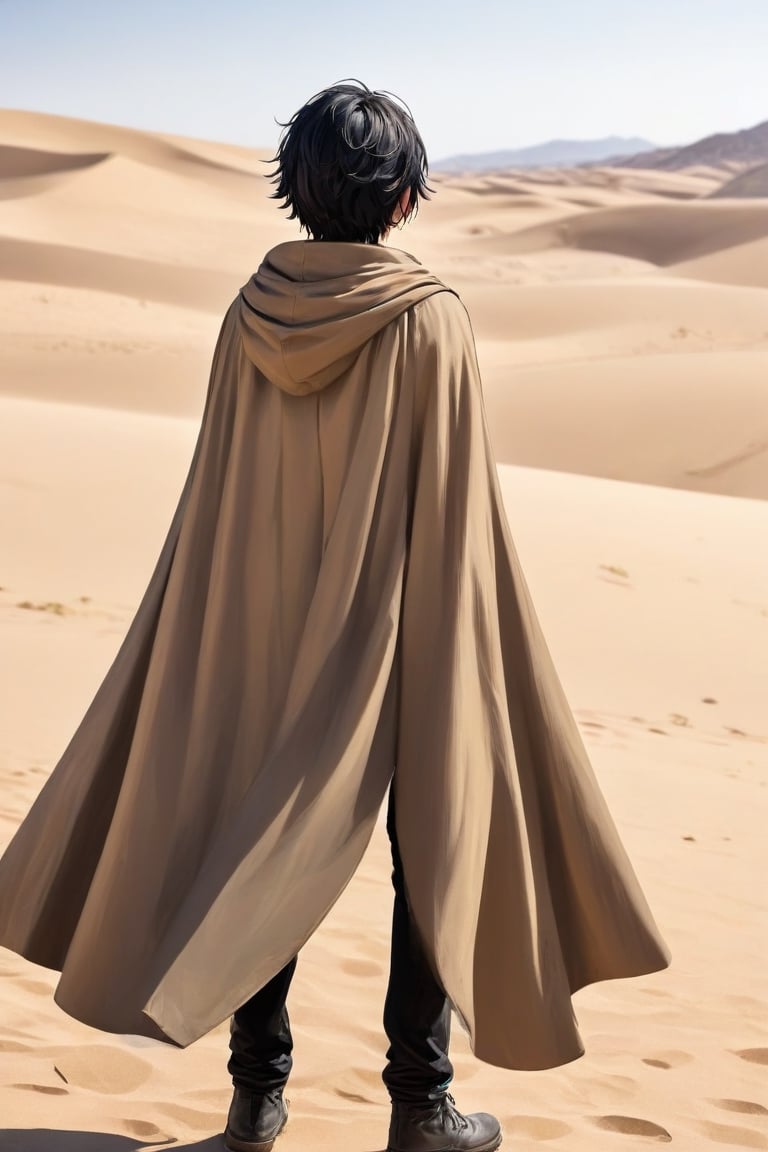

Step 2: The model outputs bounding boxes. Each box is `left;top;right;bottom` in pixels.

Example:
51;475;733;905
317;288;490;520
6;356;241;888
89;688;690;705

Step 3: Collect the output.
0;81;669;1152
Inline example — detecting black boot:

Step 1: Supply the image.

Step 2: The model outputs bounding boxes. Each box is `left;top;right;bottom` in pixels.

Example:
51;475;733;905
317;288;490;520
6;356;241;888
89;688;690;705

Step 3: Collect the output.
387;1094;502;1152
224;1086;289;1152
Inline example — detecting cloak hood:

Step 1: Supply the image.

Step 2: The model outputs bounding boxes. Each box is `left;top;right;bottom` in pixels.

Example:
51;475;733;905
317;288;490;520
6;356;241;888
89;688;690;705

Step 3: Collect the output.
238;240;451;395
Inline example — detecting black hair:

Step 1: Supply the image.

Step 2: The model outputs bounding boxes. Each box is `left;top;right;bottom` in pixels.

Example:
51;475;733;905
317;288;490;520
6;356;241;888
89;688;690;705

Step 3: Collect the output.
269;80;433;244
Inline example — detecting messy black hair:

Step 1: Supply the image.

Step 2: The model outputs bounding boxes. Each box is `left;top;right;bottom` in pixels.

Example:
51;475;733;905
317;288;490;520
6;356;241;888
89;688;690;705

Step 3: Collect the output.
269;80;433;244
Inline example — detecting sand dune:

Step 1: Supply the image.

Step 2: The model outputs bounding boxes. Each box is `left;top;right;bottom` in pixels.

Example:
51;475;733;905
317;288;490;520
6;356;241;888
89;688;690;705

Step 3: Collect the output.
437;173;636;209
0;234;238;310
458;276;768;341
0;144;109;181
456;278;768;499
0;281;217;416
438;164;726;201
579;165;726;198
670;235;768;289
0;149;292;267
0;108;269;181
439;171;661;210
476;200;768;263
0;144;112;203
481;350;768;498
160;130;275;175
1;110;767;1151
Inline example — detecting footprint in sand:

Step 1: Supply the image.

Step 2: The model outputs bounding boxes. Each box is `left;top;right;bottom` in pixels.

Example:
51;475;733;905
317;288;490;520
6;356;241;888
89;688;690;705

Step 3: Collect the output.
117;1118;172;1142
642;1050;693;1070
593;1115;671;1141
734;1049;768;1066
712;1100;768;1117
669;713;691;728
699;1120;768;1149
505;1116;572;1140
11;1083;68;1096
47;1044;152;1093
598;565;632;587
579;721;609;744
335;1087;378;1104
340;957;383;978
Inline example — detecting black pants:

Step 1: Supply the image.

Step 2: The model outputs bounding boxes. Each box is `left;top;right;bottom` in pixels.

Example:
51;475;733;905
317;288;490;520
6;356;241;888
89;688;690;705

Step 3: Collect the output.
228;786;454;1103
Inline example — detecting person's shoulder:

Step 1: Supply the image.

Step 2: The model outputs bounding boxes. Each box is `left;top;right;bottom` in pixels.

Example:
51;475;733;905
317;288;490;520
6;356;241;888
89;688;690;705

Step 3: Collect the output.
412;280;465;314
408;284;475;351
410;281;469;319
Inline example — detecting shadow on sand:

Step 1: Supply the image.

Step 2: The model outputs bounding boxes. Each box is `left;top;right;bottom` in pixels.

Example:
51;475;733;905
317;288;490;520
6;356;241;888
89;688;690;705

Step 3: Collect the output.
0;1133;226;1152
0;1127;391;1152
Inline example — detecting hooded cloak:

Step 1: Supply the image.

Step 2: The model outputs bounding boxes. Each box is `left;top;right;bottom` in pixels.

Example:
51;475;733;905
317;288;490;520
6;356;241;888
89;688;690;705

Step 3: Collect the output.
0;241;670;1070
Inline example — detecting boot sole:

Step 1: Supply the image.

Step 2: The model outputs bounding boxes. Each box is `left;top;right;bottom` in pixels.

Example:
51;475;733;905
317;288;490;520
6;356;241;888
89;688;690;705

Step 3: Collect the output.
386;1135;502;1152
224;1115;288;1152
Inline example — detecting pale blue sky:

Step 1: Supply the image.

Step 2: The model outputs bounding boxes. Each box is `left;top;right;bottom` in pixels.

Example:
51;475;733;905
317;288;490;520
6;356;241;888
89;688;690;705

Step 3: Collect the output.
1;0;766;159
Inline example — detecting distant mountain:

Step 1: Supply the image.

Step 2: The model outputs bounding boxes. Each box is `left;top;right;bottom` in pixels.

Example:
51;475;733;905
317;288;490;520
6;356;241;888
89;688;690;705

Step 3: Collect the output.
621;120;768;170
434;137;657;173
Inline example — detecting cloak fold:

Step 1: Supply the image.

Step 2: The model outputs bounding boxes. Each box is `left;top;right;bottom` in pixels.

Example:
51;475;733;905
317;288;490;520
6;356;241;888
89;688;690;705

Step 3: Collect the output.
0;240;669;1069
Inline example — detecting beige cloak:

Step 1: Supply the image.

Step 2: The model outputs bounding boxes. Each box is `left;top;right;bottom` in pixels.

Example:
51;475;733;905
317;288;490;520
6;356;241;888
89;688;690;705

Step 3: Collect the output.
0;241;670;1071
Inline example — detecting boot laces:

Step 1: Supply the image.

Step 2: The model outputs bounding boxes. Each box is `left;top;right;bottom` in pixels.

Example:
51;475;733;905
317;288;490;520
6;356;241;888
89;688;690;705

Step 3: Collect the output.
249;1088;283;1123
443;1094;469;1132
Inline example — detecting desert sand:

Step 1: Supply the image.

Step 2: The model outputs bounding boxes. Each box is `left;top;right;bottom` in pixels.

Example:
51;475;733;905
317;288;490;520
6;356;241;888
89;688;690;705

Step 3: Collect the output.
1;109;767;1152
